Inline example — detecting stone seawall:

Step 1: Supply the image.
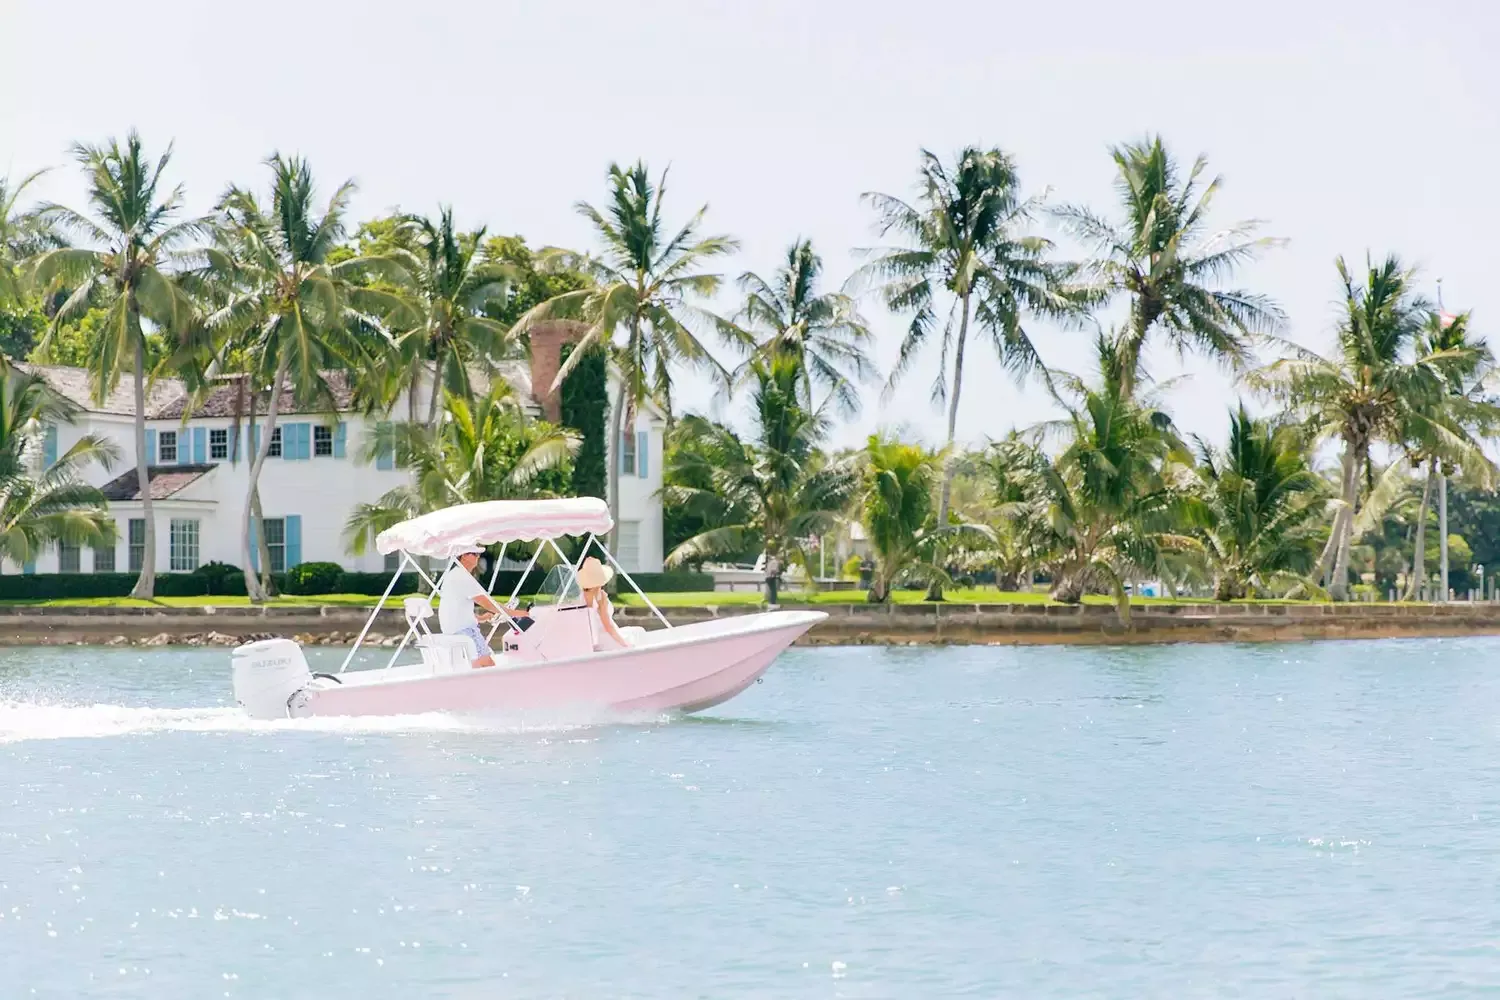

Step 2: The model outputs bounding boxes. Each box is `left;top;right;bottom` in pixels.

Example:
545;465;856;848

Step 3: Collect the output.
5;601;1500;647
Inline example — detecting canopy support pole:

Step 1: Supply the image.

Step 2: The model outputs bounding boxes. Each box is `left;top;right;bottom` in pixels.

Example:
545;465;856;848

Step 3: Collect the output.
593;541;672;630
508;544;543;605
338;550;414;674
485;542;508;595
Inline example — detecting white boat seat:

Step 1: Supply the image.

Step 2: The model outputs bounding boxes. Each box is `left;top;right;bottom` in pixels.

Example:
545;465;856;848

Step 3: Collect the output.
404;596;435;623
415;633;475;673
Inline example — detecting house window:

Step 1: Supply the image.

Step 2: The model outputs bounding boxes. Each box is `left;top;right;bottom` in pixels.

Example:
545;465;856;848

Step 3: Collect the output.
617;520;641;571
58;541;80;573
93;544;115;573
159;430;177;463
210;428;228;460
263;517;287;573
621;431;637;477
385;551;401;573
128;518;146;572
314;425;333;457
169;519;200;572
267;427;283;458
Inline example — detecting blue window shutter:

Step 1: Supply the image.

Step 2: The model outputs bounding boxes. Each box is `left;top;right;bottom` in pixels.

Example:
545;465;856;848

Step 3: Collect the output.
298;423;312;461
23;558;35;575
637;430;648;479
144;429;157;465
286;515;302;569
252;425;261;459
375;422;394;470
229;426;240;462
248;515;259;572
43;425;57;468
333;422;347;459
173;431;184;465
192;427;206;464
287;423;300;460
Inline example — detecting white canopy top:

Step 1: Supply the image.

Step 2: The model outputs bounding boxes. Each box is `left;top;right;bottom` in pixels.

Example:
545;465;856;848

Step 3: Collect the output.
375;498;613;558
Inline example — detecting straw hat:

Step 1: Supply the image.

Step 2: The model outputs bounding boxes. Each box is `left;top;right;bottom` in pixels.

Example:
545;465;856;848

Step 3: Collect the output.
577;556;614;589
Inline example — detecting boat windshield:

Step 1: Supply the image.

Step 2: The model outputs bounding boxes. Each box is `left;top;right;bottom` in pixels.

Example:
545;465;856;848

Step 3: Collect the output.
530;562;583;608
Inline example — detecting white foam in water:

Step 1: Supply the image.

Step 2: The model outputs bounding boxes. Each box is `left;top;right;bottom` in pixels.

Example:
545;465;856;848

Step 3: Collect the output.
0;700;661;743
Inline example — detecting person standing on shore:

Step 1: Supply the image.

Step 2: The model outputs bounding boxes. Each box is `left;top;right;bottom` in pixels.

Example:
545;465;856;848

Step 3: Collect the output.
764;553;781;607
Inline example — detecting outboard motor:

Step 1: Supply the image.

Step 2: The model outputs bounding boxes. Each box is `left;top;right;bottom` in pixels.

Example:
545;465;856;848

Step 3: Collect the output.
232;638;314;719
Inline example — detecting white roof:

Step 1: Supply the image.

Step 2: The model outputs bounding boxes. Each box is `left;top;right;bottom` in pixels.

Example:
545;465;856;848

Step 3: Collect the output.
375;498;613;557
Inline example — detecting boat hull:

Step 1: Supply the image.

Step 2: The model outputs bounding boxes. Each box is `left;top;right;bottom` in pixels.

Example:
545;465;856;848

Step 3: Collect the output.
293;610;825;719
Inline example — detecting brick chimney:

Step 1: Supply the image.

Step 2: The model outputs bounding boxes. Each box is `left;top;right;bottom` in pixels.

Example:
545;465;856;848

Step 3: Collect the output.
527;321;586;423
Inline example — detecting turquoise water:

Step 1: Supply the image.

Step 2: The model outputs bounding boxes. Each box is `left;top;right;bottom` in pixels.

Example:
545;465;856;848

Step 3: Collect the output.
3;638;1500;998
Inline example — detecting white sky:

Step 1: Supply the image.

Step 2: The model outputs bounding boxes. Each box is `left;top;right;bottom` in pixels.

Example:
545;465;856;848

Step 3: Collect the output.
5;0;1497;449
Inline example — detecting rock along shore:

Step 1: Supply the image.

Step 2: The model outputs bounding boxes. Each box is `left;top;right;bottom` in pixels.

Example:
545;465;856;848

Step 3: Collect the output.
5;601;1500;648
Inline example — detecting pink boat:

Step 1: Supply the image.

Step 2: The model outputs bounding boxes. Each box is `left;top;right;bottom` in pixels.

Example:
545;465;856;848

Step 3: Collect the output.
230;498;825;720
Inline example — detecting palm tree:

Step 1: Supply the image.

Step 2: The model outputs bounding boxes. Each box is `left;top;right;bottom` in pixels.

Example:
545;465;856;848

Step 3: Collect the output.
1394;309;1500;598
1056;135;1284;396
662;357;857;578
389;208;514;425
735;239;874;415
0;365;119;568
859;432;977;602
345;383;577;553
510;161;742;546
1021;334;1196;617
1248;255;1473;600
1188;405;1325;600
957;435;1054;591
196;155;408;601
1;169;61;307
29;133;203;597
855;147;1070;596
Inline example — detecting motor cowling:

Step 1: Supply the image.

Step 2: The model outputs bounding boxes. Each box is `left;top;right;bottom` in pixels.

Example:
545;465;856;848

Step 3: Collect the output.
232;638;313;720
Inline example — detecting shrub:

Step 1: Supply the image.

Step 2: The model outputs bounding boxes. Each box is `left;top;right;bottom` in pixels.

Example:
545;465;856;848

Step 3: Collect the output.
841;554;863;582
334;571;422;597
192;561;243;596
282;561;344;595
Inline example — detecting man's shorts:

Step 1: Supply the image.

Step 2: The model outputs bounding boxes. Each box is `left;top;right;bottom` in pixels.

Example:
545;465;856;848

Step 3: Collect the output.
454;623;493;659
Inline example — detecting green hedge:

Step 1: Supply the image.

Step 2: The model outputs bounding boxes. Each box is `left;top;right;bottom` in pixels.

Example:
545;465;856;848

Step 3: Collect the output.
334;571;421;596
0;573;210;599
621;572;713;592
283;561;344;595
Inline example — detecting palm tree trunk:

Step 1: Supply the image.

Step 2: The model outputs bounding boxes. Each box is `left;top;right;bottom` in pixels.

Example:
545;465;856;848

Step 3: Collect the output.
607;385;627;553
426;344;444;426
252;487;275;598
240;410;263;603
1403;463;1434;600
242;358;289;603
1438;469;1449;602
128;336;157;599
1329;450;1360;600
927;292;972;601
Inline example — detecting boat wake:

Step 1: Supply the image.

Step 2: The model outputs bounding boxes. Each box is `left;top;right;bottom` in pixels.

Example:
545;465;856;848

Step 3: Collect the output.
0;699;667;744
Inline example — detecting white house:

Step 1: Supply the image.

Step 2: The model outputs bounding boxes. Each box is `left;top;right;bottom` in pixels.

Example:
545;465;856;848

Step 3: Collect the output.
13;347;665;577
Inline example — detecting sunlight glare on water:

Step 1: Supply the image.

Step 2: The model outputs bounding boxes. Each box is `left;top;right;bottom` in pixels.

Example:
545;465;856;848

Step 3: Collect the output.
4;639;1500;997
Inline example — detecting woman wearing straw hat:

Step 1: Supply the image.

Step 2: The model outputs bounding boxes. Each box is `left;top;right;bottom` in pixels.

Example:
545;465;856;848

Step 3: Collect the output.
577;556;630;650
